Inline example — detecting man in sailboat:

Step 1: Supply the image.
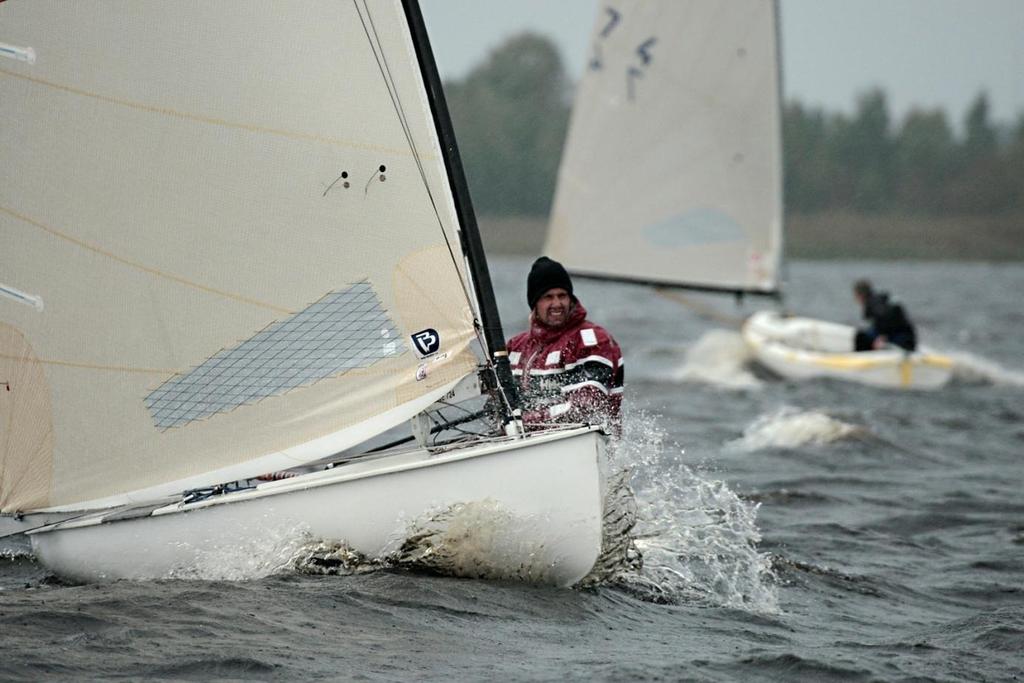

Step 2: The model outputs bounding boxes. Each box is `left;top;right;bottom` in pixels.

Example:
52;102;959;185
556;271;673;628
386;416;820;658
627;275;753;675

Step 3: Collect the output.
507;257;623;433
852;279;917;352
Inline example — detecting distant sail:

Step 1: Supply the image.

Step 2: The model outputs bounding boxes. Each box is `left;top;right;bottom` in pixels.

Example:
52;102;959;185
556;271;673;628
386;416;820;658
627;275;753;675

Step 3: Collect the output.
547;0;783;294
0;1;482;512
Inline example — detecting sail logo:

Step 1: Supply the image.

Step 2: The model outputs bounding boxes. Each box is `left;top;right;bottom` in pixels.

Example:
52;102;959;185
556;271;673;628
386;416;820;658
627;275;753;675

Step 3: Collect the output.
411;328;440;357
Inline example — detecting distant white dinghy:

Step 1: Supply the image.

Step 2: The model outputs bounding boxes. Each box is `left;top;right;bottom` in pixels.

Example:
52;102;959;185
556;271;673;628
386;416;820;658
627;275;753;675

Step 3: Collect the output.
1;1;608;585
742;311;955;390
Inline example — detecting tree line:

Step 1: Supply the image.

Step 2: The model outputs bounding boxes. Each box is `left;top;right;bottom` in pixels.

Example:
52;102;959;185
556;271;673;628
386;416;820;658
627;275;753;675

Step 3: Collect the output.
444;33;1024;219
785;90;1023;215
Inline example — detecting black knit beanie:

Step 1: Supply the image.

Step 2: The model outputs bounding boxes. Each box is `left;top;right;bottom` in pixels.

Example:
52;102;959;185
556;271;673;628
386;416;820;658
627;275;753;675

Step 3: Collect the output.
527;256;574;309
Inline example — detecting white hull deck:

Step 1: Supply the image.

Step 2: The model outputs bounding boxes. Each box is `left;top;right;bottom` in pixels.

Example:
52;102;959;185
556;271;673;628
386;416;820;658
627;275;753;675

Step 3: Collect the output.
30;426;608;587
743;310;954;390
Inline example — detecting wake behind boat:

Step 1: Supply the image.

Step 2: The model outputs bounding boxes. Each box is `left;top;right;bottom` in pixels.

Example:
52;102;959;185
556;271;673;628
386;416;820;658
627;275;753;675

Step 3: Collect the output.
742;310;954;389
1;1;609;584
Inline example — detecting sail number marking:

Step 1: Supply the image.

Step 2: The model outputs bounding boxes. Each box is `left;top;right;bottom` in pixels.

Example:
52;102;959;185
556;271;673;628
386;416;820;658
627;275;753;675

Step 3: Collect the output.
587;6;657;102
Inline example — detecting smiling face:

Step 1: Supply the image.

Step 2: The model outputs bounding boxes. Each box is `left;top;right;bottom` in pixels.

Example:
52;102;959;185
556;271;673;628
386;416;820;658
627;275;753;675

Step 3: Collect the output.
534;288;573;328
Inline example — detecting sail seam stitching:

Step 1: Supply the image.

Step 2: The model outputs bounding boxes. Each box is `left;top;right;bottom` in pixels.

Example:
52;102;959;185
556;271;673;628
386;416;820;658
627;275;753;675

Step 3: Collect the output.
0;352;416;378
0;66;422;157
1;205;293;314
0;352;175;375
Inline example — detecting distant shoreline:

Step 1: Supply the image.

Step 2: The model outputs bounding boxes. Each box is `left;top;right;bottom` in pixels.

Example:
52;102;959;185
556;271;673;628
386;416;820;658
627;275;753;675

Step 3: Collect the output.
478;212;1024;261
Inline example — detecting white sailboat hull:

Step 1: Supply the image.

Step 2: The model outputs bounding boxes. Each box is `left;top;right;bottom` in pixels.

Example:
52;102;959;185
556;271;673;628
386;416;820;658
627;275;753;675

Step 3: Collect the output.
30;427;608;587
743;310;954;390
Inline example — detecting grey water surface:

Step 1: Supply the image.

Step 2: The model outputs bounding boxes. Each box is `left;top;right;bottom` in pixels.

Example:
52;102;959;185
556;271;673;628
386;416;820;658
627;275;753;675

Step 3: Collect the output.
1;259;1022;682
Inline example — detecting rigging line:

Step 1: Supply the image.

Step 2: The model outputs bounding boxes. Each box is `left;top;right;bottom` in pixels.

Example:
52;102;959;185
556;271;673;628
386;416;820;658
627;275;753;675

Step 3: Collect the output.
0;512;95;540
1;205;293;315
0;66;411;157
435;399;482;418
356;3;429;205
354;2;416;165
352;1;481;344
436;411;484;438
356;1;471;299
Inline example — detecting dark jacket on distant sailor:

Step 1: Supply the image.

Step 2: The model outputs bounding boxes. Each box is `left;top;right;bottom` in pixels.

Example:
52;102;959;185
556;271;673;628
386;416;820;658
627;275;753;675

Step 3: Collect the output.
854;282;917;352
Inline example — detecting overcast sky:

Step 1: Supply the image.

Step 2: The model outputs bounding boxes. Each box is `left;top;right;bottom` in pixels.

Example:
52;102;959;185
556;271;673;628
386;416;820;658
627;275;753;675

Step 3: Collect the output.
421;0;1024;127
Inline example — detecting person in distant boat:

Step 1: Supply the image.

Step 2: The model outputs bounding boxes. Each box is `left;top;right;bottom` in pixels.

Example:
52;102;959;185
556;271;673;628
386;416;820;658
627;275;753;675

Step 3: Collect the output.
852;279;917;352
506;257;623;433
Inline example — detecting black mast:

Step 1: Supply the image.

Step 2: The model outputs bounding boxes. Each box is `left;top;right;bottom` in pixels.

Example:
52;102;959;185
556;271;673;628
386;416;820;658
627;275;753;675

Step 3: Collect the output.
402;0;522;424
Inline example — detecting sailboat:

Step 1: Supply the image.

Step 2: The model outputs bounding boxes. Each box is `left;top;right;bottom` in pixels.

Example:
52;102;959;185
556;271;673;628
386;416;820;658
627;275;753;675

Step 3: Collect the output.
546;0;953;390
547;0;783;295
0;0;608;584
742;310;954;389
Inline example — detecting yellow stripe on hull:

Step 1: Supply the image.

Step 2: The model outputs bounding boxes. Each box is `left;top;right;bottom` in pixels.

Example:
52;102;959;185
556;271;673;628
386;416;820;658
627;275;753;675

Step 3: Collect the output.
742;311;955;390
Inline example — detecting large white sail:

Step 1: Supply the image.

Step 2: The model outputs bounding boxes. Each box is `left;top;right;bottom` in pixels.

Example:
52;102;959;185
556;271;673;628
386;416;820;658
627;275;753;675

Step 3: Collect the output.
547;0;783;294
0;1;483;512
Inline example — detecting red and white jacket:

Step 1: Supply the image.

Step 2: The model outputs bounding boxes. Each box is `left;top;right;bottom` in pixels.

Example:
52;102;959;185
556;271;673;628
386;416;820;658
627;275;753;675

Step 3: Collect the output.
506;301;623;431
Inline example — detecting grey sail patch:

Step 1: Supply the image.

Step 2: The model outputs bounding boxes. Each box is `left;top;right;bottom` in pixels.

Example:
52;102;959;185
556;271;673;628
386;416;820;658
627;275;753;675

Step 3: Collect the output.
643;209;747;248
145;282;404;430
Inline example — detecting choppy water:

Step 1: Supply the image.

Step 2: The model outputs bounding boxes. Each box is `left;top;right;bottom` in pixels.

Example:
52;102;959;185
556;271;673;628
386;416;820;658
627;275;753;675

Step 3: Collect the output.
2;259;1022;682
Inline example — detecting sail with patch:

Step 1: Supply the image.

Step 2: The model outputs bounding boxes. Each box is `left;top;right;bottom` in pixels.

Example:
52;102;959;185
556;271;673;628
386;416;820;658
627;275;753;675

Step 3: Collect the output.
0;1;486;512
546;0;784;294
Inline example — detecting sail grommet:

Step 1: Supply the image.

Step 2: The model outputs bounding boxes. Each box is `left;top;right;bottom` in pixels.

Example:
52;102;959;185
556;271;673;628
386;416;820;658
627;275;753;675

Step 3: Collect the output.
364;165;387;192
322;170;350;196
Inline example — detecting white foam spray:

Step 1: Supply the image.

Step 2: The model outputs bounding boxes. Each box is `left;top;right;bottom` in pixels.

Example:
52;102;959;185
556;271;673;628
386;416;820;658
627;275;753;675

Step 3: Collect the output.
593;410;779;613
292;500;581;585
671;329;762;390
946;351;1024;387
166;523;315;581
729;406;859;452
288;412;778;613
142;411;777;614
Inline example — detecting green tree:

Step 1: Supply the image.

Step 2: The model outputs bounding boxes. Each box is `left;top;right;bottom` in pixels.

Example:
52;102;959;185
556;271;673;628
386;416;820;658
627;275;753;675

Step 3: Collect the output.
963;92;997;161
445;33;570;216
782;102;834;212
1009;113;1024;210
945;91;1014;212
894;108;956;212
831;89;896;211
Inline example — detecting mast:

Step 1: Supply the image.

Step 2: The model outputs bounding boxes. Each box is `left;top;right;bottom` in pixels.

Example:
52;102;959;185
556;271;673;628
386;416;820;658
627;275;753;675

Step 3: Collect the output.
401;0;522;424
772;0;788;297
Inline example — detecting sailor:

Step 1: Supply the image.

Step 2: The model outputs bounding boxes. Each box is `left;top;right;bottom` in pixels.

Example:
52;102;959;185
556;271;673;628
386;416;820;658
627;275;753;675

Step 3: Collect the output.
852;278;917;352
506;257;623;432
